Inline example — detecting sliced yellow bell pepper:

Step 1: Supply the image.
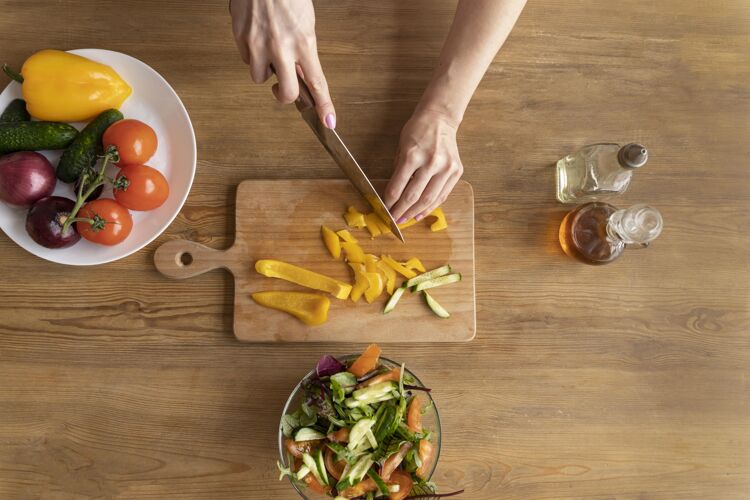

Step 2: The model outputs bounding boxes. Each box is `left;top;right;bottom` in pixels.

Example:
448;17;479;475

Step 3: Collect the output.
380;255;417;279
376;260;397;294
396;208;449;232
9;49;132;122
364;272;384;303
348;262;369;303
342;241;365;264
251;291;330;326
255;259;352;300
336;229;358;243
403;257;426;273
364;254;379;273
344;206;367;229
364;213;382;238
321;225;341;259
429;207;448;232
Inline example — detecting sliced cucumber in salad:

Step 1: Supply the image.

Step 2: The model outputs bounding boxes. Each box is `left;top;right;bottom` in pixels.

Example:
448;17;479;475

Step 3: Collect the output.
294;427;326;442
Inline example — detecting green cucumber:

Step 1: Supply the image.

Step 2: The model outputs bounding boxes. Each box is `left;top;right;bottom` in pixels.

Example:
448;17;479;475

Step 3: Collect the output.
294;427;326;442
353;381;397;402
414;273;462;292
347;418;376;451
57;108;123;183
314;448;329;485
0;99;30;123
406;264;452;289
373;404;397;443
0;121;77;154
344;454;374;486
423;291;450;318
366;468;390;496
296;464;310;480
301;452;327;486
383;286;407;314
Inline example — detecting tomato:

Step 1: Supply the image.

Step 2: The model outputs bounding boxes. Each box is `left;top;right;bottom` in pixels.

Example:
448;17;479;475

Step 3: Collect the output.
348;343;381;377
387;470;413;500
113;164;169;211
407;394;424;433
302;474;330;495
284;438;318;459
327;427;349;443
76;199;132;246
359;367;401;388
103;119;158;165
415;439;434;479
324;447;346;481
339;477;377;498
380;441;412;480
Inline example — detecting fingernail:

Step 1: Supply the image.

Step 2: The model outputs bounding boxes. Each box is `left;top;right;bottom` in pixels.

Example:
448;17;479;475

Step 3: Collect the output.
397;217;407;224
415;214;424;221
325;113;336;129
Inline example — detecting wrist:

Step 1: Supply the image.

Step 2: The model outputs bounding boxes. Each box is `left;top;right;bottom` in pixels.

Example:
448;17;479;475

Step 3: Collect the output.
414;67;469;128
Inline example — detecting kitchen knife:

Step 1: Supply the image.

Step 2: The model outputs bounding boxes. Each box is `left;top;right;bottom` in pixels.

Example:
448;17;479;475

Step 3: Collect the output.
293;76;406;243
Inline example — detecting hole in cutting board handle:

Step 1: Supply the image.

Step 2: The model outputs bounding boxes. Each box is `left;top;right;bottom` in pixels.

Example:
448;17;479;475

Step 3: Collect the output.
178;252;193;266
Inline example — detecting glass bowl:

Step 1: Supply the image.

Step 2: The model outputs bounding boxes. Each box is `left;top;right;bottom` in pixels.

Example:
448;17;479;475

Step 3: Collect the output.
278;355;441;499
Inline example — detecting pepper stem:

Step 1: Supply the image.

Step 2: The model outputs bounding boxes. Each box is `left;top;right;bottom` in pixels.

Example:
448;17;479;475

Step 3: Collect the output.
2;64;24;83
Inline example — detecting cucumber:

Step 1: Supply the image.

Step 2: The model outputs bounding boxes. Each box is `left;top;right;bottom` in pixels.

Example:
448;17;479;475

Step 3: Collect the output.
0;121;77;154
296;465;310;480
414;273;462;292
314;448;329;485
0;99;30;123
383;286;407;314
366;468;390;496
294;427;326;442
301;452;327;486
347;418;376;451
423;291;450;318
405;264;452;289
57;108;123;183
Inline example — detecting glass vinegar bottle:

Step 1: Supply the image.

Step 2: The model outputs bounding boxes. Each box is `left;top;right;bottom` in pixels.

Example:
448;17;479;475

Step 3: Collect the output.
559;203;663;264
556;143;648;203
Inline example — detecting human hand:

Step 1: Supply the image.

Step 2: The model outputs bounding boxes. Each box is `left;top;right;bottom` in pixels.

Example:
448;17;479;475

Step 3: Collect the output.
230;0;336;128
384;110;464;223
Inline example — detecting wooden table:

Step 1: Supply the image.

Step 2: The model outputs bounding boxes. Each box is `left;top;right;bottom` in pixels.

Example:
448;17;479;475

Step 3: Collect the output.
1;1;748;498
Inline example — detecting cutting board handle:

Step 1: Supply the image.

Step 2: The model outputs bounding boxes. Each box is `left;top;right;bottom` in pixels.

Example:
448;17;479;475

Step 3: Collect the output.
154;239;235;279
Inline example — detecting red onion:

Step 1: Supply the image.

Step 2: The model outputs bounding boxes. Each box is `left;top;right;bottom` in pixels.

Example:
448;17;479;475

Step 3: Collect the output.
26;196;81;249
0;151;56;207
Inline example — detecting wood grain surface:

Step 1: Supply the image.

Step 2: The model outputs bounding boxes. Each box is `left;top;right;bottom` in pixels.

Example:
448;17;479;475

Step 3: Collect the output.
1;0;749;498
154;179;475;342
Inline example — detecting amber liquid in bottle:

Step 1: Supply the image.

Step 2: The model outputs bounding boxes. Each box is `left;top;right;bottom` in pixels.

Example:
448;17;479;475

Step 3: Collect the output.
559;202;624;264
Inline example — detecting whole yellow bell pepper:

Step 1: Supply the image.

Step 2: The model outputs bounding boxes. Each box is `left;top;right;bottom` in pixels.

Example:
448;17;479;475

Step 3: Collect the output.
251;291;330;326
4;50;132;122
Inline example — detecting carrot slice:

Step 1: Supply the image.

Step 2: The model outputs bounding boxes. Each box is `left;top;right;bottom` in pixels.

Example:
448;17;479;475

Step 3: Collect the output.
348;343;382;377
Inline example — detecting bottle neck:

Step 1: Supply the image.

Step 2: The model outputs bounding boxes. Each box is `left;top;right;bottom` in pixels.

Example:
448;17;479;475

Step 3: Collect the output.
606;204;663;247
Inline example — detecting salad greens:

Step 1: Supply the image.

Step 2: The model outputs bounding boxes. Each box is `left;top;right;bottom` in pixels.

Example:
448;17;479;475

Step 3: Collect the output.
278;344;463;499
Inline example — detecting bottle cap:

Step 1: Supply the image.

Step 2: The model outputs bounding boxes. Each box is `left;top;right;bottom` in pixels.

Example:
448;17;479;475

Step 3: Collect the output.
618;143;648;168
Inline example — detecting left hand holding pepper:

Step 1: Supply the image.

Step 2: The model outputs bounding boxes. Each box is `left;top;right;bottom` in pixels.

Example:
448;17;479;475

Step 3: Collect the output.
384;109;464;224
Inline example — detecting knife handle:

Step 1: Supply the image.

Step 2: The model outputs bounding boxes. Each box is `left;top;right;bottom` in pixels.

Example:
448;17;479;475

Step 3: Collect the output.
268;63;316;114
294;74;316;113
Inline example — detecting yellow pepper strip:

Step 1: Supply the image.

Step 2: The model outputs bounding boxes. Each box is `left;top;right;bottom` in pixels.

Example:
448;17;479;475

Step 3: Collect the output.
372;213;392;235
321;225;341;259
348;263;369;303
364;213;382;238
255;259;352;300
342;241;365;264
429;207;448;232
12;50;132;122
397;218;420;230
376;260;397;294
396;208;449;232
403;257;426;273
344;206;367;229
364;272;385;303
336;229;358;243
251;291;330;326
364;254;379;273
380;254;417;279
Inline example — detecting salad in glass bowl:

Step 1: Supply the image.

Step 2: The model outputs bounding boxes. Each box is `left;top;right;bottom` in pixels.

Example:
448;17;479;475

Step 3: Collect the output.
277;344;462;499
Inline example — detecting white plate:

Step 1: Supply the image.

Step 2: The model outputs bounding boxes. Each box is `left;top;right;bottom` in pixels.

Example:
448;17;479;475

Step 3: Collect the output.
0;49;196;265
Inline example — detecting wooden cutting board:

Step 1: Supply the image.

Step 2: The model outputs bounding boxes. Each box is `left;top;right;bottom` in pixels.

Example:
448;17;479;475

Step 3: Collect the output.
154;179;475;342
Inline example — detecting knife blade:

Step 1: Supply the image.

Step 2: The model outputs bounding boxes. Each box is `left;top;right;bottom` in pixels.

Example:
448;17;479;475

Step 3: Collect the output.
293;77;405;243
